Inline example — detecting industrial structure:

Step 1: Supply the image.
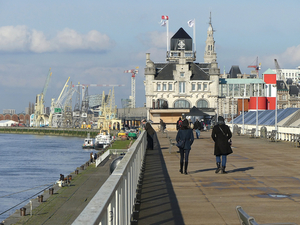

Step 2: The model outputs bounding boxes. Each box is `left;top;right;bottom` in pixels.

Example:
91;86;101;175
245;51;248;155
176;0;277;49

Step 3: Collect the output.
124;67;138;108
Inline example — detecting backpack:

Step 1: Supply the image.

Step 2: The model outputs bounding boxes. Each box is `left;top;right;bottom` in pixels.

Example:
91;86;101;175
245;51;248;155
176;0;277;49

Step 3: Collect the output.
178;120;182;128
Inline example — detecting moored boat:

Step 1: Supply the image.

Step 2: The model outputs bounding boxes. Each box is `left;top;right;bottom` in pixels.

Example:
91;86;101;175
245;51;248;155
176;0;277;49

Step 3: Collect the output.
82;133;94;149
94;132;112;150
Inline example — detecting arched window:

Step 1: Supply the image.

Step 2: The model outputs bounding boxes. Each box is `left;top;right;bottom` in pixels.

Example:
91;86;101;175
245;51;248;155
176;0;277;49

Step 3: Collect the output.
174;99;190;108
197;99;208;108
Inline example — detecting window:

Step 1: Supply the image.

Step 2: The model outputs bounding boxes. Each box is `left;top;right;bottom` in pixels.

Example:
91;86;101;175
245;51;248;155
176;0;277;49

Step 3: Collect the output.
174;99;190;108
180;72;184;77
157;83;161;91
192;83;196;91
198;83;202;91
203;83;208;91
179;81;185;93
163;83;167;91
157;99;168;109
168;83;172;91
282;94;286;100
197;99;208;108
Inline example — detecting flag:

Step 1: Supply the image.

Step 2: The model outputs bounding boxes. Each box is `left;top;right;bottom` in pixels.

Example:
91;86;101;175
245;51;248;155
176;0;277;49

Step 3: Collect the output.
160;20;166;26
187;19;195;27
161;15;169;20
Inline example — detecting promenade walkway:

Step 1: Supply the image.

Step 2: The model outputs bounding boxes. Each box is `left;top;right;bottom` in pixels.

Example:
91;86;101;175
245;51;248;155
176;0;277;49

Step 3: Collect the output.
4;130;300;224
137;130;300;224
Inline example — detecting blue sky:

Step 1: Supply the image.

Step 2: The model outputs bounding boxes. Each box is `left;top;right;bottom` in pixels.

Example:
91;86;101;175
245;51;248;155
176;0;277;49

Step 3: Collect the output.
0;0;300;113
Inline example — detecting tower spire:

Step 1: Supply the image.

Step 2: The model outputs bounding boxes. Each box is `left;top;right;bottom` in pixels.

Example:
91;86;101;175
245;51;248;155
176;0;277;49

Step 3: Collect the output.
204;12;217;63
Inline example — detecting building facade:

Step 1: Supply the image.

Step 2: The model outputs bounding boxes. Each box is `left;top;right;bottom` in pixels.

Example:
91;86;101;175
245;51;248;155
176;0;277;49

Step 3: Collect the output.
144;19;220;130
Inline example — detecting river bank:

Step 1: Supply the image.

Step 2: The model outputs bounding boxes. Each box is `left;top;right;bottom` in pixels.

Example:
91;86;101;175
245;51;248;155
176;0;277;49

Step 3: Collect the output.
2;155;115;225
0;127;100;137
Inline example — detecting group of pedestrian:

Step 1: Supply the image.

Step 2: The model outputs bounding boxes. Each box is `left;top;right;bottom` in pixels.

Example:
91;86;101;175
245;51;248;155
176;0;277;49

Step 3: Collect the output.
175;116;232;174
142;116;232;175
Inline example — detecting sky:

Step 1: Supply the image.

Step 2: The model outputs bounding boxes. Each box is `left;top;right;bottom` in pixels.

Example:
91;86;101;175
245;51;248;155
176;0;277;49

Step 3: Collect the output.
1;0;300;113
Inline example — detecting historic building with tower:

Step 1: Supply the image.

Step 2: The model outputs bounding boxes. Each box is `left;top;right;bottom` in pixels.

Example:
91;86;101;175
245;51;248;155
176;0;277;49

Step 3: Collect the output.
144;18;220;130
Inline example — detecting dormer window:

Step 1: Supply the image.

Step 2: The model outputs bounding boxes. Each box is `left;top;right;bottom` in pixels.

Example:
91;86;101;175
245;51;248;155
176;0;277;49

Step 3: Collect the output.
180;72;184;77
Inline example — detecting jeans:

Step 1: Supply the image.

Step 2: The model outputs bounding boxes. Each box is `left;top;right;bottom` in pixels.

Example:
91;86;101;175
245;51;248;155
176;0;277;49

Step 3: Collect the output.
195;129;200;139
216;155;227;167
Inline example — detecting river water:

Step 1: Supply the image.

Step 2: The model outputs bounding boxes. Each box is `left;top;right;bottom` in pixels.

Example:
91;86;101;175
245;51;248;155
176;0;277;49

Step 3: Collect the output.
0;133;96;222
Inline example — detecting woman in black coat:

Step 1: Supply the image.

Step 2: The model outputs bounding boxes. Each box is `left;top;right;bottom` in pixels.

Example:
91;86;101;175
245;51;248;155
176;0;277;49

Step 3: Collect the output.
176;119;194;174
211;116;232;174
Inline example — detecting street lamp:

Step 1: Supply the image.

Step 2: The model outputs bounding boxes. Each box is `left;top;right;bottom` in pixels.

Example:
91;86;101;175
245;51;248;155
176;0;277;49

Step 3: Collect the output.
273;84;278;140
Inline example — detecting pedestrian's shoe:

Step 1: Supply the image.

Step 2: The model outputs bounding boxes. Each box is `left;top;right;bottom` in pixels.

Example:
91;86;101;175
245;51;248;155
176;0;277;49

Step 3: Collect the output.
184;162;188;175
215;162;221;173
221;166;227;174
179;162;183;174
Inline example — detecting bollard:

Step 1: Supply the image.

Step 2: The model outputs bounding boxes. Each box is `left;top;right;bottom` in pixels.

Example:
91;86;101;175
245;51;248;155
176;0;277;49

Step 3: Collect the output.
38;195;43;202
20;207;26;216
75;169;79;174
68;175;72;181
86;162;89;167
49;188;54;195
80;165;84;170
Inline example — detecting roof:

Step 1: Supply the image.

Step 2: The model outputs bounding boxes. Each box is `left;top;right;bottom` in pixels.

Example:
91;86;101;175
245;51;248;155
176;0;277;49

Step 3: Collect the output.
228;65;241;78
219;78;265;84
171;27;191;39
262;68;276;74
233;108;299;126
154;62;210;80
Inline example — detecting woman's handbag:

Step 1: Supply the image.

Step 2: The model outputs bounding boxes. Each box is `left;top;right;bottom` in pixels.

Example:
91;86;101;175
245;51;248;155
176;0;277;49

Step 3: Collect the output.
176;140;185;149
219;127;232;146
228;138;232;146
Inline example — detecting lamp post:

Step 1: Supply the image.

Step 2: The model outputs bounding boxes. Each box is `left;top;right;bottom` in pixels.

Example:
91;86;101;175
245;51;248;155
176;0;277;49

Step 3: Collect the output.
254;84;259;137
231;97;234;131
242;87;245;135
273;84;278;140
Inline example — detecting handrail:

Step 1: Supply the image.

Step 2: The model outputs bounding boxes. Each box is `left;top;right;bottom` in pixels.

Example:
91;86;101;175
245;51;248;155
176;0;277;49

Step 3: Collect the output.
72;131;147;225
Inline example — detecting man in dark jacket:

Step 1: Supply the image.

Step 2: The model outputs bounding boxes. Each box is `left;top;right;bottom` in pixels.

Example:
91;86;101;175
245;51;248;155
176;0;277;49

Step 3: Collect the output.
211;116;232;174
193;119;201;139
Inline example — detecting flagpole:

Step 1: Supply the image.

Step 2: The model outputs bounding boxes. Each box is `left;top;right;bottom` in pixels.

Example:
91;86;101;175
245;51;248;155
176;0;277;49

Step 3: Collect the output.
166;19;169;54
193;19;196;53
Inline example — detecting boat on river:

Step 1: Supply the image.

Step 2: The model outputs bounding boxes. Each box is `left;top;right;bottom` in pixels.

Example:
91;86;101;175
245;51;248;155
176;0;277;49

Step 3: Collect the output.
82;133;94;149
94;132;113;150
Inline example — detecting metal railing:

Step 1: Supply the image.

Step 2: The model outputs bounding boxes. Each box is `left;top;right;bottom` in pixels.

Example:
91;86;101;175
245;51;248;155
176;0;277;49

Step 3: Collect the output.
72;131;146;225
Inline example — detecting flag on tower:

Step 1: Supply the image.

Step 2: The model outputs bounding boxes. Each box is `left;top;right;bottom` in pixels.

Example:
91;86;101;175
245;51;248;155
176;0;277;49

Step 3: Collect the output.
187;19;195;27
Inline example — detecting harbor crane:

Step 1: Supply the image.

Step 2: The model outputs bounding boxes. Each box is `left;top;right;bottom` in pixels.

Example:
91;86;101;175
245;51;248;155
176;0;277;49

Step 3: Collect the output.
33;68;52;127
247;57;261;78
49;77;70;127
124;67;139;108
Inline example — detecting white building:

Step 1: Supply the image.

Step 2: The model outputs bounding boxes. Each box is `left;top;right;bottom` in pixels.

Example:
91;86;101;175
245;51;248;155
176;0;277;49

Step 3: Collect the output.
144;18;220;130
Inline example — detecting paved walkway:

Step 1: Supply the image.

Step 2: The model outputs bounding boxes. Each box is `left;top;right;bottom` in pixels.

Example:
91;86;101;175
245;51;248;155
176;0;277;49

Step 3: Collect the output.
137;130;300;225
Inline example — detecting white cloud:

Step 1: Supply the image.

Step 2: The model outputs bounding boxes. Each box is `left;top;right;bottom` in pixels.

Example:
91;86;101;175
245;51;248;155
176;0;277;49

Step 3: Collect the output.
0;26;114;53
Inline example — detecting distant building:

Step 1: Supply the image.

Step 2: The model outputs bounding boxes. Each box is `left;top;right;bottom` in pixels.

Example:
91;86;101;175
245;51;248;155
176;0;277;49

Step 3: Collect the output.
3;109;15;114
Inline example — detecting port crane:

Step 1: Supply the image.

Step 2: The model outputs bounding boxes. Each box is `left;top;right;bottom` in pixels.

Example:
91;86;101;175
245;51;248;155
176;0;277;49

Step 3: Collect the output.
247;57;261;78
49;77;70;127
124;67;139;108
33;68;52;127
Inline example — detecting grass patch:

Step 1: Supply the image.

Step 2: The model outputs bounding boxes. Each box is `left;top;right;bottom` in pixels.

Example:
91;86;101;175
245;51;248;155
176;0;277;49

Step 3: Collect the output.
108;139;135;149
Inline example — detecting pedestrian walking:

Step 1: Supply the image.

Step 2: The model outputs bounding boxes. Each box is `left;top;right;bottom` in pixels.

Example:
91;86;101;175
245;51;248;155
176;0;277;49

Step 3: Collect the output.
193;119;201;139
176;117;183;130
211;116;232;174
176;119;194;175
